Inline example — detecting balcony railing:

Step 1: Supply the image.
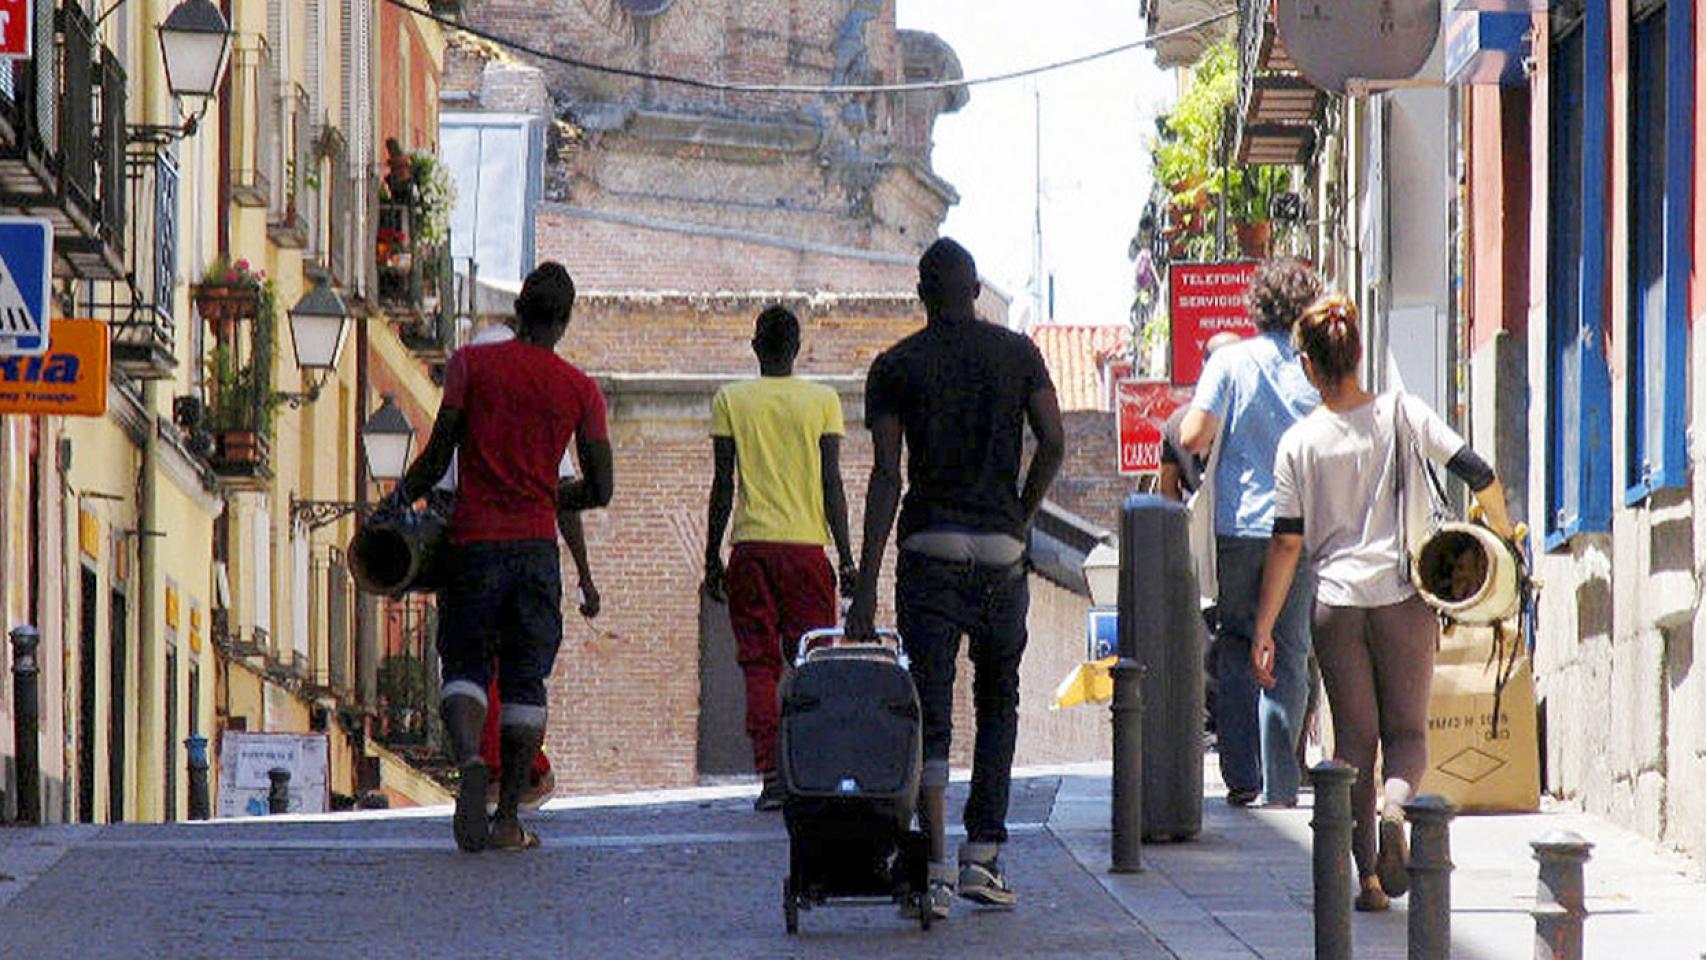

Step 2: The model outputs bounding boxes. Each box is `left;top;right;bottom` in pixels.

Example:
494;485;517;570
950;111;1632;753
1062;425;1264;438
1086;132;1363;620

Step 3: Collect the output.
267;83;311;249
98;142;180;380
1234;0;1323;166
0;1;126;280
200;325;276;490
230;39;277;207
378;201;465;358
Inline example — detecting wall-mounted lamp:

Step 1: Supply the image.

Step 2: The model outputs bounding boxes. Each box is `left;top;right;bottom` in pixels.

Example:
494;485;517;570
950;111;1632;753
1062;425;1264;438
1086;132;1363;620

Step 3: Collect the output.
274;279;352;409
123;0;236;143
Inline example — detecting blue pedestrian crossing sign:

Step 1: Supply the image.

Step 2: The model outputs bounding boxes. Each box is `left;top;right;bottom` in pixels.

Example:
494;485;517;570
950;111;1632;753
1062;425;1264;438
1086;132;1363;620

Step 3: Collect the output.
0;217;53;356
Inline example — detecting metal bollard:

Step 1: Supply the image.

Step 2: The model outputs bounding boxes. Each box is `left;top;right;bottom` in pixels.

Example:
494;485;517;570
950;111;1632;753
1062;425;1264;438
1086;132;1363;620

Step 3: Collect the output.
1109;656;1144;873
1532;829;1593;960
1310;760;1357;960
1404;795;1458;960
185;735;210;821
9;626;41;824
267;767;292;815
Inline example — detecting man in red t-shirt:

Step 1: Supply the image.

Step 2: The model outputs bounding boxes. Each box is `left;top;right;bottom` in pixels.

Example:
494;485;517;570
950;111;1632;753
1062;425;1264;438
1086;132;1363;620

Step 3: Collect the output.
386;262;613;852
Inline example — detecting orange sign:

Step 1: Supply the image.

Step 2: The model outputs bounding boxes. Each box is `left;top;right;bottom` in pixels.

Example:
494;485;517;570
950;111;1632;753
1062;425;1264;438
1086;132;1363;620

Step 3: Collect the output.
0;319;109;416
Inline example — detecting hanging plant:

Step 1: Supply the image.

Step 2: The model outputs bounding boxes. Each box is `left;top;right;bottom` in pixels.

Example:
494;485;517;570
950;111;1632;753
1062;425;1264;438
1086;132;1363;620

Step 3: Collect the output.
408;152;457;248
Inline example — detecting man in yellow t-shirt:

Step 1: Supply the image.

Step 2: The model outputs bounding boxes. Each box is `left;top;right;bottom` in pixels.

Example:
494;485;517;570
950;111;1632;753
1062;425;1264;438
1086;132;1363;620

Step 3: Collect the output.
703;305;856;811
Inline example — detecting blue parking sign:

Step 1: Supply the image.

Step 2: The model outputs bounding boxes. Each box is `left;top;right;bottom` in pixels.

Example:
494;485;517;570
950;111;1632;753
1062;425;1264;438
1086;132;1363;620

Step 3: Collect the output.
1087;607;1118;661
0;217;53;356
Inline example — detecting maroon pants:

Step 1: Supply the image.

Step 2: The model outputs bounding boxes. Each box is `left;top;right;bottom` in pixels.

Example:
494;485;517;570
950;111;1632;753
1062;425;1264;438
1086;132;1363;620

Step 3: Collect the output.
726;542;835;774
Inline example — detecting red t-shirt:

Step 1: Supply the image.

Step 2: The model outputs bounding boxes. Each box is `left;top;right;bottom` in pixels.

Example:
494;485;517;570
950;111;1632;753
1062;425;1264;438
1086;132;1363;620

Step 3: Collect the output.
442;339;608;544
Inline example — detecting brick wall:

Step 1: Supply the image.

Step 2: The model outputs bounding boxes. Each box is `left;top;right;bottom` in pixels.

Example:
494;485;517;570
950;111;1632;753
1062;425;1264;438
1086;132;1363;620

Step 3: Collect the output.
539;295;1104;792
1040;411;1133;534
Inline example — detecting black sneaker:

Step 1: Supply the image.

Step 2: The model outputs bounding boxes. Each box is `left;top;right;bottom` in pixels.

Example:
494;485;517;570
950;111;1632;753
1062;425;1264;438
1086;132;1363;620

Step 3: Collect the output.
1227;788;1260;808
957;858;1016;908
754;772;785;812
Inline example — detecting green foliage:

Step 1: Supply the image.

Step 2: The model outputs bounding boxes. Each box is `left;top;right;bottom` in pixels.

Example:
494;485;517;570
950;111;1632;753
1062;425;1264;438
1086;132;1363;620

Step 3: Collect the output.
408;152;457;248
1149;39;1294;260
201;271;282;438
377;653;439;713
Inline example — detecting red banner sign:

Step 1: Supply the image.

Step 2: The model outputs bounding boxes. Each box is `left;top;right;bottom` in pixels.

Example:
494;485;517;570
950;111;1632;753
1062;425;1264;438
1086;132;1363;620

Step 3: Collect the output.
1169;261;1260;386
1116;380;1192;476
0;0;32;61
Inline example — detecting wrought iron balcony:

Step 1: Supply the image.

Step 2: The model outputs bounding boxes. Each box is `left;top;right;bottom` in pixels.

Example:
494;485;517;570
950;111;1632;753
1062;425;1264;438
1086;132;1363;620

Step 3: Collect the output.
0;2;127;280
1233;0;1324;166
98;142;181;380
378;202;465;359
200;337;276;490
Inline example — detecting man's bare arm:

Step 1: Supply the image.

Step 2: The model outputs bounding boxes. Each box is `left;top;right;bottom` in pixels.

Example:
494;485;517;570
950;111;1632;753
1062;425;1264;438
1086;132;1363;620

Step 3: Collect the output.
1179;408;1220;456
394;408;465;505
702;437;737;602
559;435;614;511
1020;387;1065;527
820;434;856;593
846;416;903;639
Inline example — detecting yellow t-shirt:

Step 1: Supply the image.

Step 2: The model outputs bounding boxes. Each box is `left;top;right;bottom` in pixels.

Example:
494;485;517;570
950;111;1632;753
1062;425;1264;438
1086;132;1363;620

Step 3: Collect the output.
710;376;845;546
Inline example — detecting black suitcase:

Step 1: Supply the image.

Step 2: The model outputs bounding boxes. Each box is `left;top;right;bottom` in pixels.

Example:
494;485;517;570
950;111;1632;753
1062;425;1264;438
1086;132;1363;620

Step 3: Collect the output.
778;628;932;933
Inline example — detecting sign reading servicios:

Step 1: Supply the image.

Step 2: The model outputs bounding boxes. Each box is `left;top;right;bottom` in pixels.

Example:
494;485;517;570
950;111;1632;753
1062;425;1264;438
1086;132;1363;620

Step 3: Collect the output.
0;216;53;355
0;319;109;417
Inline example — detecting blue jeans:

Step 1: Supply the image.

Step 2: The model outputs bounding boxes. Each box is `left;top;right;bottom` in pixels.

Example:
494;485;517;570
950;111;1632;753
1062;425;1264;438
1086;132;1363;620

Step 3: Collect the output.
1214;536;1314;803
895;551;1029;844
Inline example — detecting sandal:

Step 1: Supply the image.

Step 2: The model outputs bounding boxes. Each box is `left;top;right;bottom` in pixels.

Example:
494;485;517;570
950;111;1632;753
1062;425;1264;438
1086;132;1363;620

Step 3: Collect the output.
489;819;542;851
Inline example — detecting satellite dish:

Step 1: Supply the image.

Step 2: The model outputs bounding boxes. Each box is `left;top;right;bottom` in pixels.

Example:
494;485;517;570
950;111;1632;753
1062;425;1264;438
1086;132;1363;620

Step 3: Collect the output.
1276;0;1442;93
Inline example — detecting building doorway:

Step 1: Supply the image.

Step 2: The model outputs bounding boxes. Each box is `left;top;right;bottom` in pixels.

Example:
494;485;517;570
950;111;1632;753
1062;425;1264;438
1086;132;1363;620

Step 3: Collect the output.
695;594;752;778
77;568;98;823
108;589;127;822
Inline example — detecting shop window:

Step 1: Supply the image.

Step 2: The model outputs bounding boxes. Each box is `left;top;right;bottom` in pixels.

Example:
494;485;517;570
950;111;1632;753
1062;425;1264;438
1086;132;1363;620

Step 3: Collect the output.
1626;0;1694;502
1545;11;1613;549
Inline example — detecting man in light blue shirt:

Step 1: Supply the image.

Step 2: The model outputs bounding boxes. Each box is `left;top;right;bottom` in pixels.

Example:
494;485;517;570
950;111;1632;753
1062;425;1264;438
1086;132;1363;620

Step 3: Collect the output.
1182;258;1321;807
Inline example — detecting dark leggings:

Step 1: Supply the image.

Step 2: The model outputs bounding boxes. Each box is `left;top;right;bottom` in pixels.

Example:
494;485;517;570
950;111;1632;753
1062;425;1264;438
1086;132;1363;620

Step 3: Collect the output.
1312;594;1438;878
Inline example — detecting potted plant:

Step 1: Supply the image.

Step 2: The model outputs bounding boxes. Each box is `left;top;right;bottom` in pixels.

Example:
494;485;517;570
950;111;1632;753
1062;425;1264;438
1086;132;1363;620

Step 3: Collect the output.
192;256;266;327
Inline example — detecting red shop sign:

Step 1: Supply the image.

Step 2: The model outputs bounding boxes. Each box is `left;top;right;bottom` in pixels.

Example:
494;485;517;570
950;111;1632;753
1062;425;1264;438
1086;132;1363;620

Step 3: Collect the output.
1116;379;1192;476
1169;261;1260;386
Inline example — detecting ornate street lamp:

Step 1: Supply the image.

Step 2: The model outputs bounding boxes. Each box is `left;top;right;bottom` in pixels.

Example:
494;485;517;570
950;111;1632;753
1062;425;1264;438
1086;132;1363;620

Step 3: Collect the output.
123;0;236;142
361;395;416;484
291;398;419;532
276;279;352;408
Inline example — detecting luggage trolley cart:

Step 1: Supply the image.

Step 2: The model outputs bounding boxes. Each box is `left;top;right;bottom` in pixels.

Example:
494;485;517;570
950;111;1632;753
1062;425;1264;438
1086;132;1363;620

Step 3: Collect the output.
779;627;932;933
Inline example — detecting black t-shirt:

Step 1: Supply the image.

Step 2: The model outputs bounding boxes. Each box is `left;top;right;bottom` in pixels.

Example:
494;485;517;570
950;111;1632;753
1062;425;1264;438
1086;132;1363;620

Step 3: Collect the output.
1160;406;1205;494
865;319;1054;541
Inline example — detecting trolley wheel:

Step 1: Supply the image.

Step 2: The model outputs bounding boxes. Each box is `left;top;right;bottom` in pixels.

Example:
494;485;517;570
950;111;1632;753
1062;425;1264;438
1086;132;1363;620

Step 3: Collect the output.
784;877;800;935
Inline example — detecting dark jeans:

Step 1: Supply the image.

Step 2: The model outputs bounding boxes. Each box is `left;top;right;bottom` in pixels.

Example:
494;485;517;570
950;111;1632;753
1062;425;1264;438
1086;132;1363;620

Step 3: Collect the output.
1214;536;1314;803
895;550;1029;844
438;540;562;725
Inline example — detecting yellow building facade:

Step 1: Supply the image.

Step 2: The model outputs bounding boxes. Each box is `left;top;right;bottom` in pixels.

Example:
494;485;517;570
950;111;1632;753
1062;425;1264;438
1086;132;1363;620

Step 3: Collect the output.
0;0;457;824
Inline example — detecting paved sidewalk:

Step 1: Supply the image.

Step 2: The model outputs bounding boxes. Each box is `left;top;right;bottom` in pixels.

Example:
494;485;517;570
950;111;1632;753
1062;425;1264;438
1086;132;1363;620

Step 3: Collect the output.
1049;762;1706;960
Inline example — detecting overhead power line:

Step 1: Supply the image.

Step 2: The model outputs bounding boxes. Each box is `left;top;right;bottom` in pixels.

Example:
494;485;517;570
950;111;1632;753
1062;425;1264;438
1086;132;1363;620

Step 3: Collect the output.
384;0;1236;96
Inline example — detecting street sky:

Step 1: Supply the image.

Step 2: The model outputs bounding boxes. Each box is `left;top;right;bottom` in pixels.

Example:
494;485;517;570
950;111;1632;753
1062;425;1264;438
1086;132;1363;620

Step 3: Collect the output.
897;1;1173;327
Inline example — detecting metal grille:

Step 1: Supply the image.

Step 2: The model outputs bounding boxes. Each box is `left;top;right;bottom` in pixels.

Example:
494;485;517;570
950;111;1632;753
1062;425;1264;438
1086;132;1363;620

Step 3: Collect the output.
230;39;277;207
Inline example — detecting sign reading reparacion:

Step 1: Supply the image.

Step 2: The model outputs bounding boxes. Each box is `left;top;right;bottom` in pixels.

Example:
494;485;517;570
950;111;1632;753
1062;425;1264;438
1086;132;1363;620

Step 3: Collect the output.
1168;261;1260;386
0;318;109;416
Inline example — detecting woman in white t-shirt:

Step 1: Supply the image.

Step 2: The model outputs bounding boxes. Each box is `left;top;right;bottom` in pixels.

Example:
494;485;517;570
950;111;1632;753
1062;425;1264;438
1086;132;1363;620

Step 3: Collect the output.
1250;294;1517;912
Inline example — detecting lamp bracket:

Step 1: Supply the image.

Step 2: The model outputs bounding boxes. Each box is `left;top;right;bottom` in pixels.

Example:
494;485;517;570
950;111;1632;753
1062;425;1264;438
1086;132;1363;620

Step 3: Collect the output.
289;494;369;532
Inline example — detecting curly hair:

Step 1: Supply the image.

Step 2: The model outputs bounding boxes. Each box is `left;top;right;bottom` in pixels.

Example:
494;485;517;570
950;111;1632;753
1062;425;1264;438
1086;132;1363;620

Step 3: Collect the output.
1295;293;1362;384
1245;257;1320;334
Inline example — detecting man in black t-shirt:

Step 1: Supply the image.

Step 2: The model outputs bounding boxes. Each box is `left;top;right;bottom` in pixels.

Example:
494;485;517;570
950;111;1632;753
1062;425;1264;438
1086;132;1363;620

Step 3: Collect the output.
848;238;1065;918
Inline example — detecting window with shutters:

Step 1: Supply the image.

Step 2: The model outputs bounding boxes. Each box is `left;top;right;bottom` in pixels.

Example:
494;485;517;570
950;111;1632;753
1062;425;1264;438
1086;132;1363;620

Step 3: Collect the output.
1544;9;1612;549
1625;0;1693;504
